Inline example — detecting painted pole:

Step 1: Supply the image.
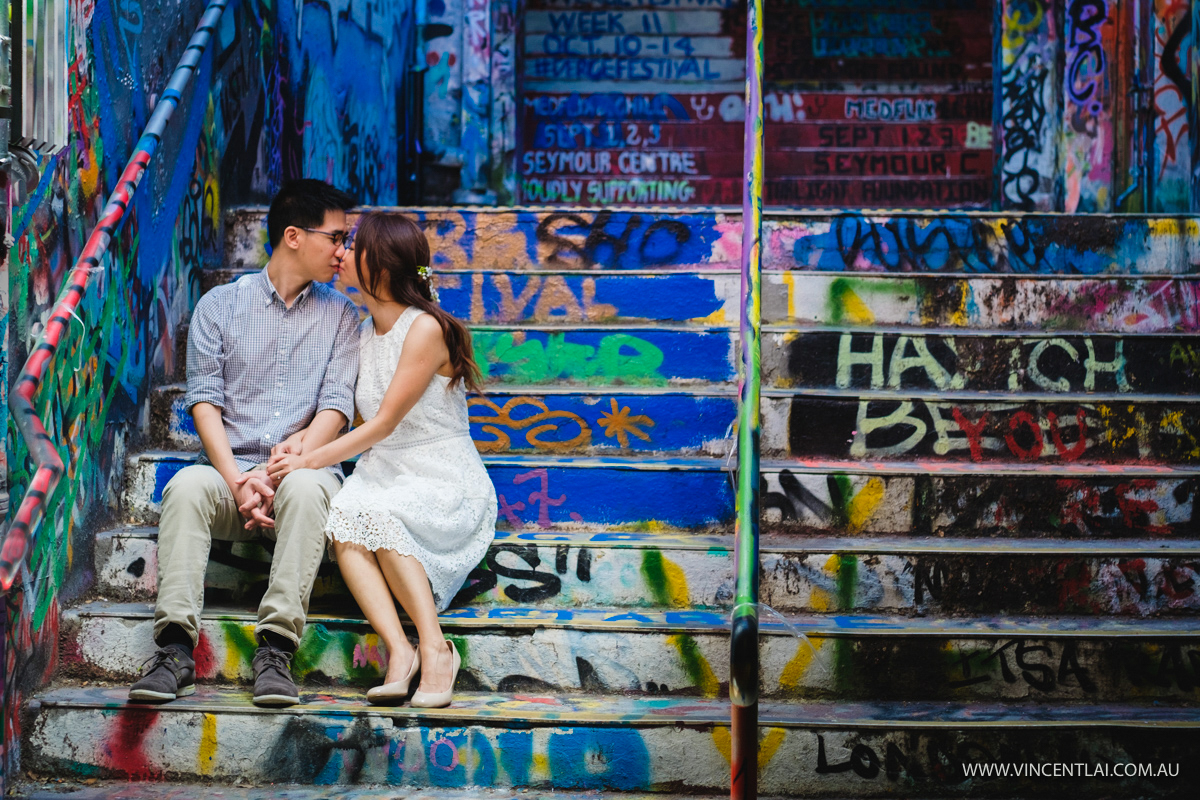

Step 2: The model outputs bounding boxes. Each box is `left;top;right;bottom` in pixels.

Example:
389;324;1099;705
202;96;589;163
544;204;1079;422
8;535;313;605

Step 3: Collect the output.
731;0;764;797
0;0;232;592
1192;0;1199;212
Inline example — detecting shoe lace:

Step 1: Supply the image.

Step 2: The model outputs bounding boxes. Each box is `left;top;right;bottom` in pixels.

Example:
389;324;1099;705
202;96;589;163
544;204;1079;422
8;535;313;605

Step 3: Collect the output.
139;646;182;676
255;644;293;677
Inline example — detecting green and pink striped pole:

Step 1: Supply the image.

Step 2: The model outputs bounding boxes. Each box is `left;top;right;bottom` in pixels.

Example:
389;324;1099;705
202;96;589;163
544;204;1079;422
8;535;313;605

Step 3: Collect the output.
731;0;765;797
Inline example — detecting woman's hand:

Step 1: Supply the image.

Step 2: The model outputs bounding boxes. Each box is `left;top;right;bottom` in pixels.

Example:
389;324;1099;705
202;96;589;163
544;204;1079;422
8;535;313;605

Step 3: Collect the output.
272;431;306;458
266;452;311;484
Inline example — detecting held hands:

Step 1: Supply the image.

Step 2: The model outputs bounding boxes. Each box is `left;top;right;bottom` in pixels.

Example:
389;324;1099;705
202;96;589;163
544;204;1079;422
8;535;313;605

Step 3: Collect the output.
272;431;305;458
232;470;276;530
266;452;310;484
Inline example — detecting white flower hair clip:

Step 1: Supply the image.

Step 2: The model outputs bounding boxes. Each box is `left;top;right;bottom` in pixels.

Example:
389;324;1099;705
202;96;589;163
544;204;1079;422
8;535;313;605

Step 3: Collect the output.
417;265;439;302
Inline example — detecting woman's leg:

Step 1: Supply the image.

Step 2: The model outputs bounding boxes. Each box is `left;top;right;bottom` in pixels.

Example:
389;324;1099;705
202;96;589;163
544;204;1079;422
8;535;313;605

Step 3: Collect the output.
375;551;455;694
333;539;416;683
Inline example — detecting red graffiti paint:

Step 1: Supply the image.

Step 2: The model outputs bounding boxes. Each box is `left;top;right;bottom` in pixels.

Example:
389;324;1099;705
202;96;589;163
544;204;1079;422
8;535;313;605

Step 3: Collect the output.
193;631;216;679
952;408;989;461
1005;411;1044;461
1114;481;1171;535
105;708;162;778
1048;410;1088;460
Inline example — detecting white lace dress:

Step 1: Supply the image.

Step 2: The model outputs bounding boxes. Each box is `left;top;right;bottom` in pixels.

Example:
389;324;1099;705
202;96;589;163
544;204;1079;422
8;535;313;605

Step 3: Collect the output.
325;307;496;611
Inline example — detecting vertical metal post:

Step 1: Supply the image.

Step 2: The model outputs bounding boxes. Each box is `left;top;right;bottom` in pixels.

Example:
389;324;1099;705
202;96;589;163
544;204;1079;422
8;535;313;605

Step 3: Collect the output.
1192;0;1200;211
731;0;764;798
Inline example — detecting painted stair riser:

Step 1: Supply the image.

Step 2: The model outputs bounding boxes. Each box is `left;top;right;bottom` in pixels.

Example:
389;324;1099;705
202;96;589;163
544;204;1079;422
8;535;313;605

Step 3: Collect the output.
95;533;1200;617
153;389;1200;465
768;396;1200;465
63;613;1200;702
28;700;1197;796
225;207;1200;275
764;331;1200;394
156;391;739;456
123;453;1198;536
124;455;736;530
773;275;1200;332
205;270;744;324
166;324;740;392
762;470;1197;538
200;267;1200;333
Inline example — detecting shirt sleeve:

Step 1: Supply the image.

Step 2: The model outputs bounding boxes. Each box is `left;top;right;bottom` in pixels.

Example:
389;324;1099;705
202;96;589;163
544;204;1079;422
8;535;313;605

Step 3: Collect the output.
184;292;226;412
316;299;361;422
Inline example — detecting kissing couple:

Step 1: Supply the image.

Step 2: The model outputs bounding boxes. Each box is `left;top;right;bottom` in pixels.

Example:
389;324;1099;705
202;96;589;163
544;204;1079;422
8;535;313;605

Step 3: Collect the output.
128;179;496;708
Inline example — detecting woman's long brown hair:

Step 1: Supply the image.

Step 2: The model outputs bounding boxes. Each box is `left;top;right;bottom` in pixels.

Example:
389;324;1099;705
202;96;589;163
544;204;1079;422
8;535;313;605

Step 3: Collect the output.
352;212;483;393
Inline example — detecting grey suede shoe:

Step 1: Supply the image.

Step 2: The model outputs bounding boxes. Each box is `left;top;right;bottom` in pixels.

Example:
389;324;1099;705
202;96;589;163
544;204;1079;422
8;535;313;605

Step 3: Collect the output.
128;643;195;703
252;641;300;706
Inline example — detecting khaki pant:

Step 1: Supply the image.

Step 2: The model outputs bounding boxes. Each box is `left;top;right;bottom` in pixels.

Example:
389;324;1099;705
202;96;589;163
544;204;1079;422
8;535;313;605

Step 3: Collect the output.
153;464;342;647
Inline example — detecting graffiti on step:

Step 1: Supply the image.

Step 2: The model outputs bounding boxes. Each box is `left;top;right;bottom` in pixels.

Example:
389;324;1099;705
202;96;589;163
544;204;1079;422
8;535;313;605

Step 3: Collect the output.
455;543;594;604
787;397;1200;464
438;271;729;323
473;329;736;385
761;471;1197;536
777;332;1200;394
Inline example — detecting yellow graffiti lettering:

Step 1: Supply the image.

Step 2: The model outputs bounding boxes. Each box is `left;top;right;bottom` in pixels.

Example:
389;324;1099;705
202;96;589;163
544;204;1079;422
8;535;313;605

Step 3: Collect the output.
494;274;544;322
469;396;591;452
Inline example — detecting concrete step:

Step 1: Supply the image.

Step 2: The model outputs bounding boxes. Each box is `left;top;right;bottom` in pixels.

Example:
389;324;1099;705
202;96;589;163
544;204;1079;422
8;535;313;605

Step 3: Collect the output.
224;206;1200;276
207;269;744;326
95;527;1200;617
27;685;1200;795
152;384;738;456
166;322;742;391
123;449;1199;537
198;266;1200;334
759;458;1198;538
123;451;737;530
772;273;1200;332
763;328;1197;395
62;601;1200;702
153;382;1200;466
763;391;1200;465
16;785;693;800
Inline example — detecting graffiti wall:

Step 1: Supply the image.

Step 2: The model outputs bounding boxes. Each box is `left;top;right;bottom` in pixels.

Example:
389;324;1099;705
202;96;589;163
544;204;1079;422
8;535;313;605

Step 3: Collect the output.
1152;0;1195;211
415;0;1200;210
517;0;994;208
2;0;416;784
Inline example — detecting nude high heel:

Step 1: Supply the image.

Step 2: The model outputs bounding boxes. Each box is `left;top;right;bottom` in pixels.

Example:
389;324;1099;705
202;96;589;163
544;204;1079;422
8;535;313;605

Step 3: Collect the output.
410;640;460;709
366;649;420;705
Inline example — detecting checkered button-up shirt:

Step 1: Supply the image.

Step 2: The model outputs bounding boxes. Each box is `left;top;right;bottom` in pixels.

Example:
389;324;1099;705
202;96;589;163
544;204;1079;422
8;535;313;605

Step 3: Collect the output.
185;267;360;474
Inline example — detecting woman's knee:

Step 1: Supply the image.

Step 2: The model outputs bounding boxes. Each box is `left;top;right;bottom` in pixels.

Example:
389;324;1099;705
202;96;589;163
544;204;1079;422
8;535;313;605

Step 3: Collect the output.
333;537;373;561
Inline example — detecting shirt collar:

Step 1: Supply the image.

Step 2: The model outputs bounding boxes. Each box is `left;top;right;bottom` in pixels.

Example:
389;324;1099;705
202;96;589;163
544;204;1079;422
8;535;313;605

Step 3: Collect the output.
258;266;314;308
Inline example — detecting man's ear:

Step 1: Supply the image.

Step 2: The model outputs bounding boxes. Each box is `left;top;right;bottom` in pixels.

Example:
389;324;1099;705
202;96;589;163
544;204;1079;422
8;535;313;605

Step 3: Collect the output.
281;226;303;251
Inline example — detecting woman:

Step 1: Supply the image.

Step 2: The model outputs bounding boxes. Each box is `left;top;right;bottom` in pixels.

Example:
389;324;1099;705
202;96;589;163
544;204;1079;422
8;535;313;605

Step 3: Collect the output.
264;212;496;708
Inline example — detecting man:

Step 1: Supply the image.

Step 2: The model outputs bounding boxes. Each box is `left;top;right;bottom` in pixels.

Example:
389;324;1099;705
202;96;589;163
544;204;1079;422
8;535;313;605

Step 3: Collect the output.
129;179;360;706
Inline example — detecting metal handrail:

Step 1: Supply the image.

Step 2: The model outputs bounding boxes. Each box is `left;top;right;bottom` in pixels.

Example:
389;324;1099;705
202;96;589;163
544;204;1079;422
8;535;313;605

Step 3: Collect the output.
731;0;765;798
0;0;232;591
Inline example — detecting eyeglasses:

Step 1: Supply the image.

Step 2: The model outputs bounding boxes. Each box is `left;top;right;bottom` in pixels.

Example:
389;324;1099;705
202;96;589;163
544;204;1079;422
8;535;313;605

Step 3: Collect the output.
299;227;350;247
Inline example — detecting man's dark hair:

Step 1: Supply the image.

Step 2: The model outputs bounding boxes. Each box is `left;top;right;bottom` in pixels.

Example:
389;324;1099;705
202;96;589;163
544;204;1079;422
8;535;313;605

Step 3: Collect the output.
266;179;355;248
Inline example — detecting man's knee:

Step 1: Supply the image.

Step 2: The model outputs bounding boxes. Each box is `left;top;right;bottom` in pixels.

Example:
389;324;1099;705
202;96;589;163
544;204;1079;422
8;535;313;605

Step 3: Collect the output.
162;465;230;509
275;469;337;510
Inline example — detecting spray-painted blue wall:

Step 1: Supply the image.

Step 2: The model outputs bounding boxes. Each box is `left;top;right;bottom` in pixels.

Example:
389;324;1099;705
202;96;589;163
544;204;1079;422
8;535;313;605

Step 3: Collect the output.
1;0;417;787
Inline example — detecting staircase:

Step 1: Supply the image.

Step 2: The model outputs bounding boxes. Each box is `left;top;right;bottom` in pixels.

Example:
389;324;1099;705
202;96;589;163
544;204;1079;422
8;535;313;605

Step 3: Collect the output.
21;208;1200;796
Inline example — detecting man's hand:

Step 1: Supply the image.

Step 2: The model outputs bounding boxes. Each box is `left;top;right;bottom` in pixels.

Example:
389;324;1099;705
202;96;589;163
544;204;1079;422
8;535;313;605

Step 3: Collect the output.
232;471;276;530
272;431;306;459
266;453;309;484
